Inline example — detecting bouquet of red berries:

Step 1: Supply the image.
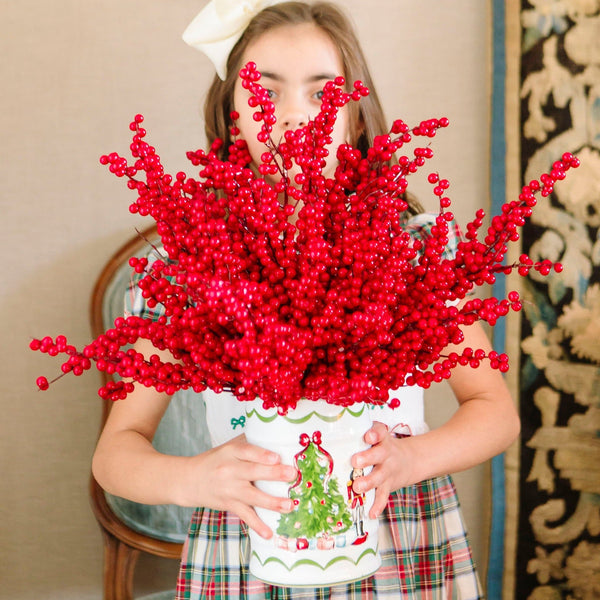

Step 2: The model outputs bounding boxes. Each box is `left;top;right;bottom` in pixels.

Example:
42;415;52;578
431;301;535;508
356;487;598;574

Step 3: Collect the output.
31;62;579;414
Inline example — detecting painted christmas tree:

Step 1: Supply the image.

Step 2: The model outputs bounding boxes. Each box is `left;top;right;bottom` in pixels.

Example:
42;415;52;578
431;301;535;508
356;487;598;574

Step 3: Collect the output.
277;432;352;546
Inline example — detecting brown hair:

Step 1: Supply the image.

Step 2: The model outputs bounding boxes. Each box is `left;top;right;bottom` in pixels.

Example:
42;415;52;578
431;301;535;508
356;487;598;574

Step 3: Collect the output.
203;1;422;213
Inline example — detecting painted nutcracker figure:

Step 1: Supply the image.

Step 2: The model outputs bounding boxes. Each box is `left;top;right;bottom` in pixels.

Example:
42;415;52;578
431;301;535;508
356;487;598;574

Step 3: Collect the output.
347;467;368;545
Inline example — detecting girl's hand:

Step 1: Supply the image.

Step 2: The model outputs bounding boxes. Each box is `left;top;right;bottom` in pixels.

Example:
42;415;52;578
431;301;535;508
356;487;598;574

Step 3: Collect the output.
349;320;520;522
186;435;297;539
350;422;413;519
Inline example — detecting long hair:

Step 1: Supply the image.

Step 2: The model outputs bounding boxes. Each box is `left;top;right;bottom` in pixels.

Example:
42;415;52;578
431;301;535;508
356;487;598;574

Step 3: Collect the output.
203;1;422;213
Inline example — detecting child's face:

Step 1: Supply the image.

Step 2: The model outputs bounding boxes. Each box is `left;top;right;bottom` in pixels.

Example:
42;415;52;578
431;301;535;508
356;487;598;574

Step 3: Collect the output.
233;23;349;184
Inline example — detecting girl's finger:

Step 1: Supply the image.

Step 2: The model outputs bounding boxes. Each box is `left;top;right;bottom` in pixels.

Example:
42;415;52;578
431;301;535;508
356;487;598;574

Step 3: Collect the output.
363;421;388;445
351;421;389;468
243;462;297;483
235;439;283;465
352;440;387;469
369;487;389;519
230;485;294;519
353;464;384;494
231;503;273;539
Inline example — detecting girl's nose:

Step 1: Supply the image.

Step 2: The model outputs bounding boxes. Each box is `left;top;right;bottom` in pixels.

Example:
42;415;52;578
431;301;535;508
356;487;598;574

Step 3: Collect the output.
280;107;308;130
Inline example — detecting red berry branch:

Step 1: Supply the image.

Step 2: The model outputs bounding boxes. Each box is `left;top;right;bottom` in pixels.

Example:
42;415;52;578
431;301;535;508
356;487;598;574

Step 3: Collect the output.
31;62;579;414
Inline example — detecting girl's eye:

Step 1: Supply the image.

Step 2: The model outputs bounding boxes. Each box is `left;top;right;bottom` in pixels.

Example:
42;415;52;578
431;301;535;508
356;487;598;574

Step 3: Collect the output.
312;90;324;101
266;89;277;100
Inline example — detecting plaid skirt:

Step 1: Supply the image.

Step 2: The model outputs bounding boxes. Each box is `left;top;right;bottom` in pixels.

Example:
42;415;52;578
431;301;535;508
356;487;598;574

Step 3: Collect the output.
175;475;483;599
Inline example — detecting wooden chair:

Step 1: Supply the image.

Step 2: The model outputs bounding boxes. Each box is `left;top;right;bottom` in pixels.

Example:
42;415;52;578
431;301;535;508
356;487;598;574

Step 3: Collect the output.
89;226;211;600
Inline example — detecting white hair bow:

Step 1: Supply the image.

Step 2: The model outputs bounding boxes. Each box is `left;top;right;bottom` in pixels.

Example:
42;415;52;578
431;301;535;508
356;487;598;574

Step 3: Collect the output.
183;0;288;80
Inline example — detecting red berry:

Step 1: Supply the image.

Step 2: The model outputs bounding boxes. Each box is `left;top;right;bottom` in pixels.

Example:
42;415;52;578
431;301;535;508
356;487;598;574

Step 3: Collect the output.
36;376;49;391
31;66;575;411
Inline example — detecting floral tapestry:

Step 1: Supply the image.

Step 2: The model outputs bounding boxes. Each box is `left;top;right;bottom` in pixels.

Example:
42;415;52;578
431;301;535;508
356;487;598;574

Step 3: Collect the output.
501;1;600;598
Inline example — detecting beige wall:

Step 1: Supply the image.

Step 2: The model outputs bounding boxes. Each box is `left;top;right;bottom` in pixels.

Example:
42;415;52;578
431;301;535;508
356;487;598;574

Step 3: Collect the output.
1;1;493;597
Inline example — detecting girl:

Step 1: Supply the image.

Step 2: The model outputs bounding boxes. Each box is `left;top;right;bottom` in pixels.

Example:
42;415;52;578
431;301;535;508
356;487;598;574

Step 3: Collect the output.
92;2;520;598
